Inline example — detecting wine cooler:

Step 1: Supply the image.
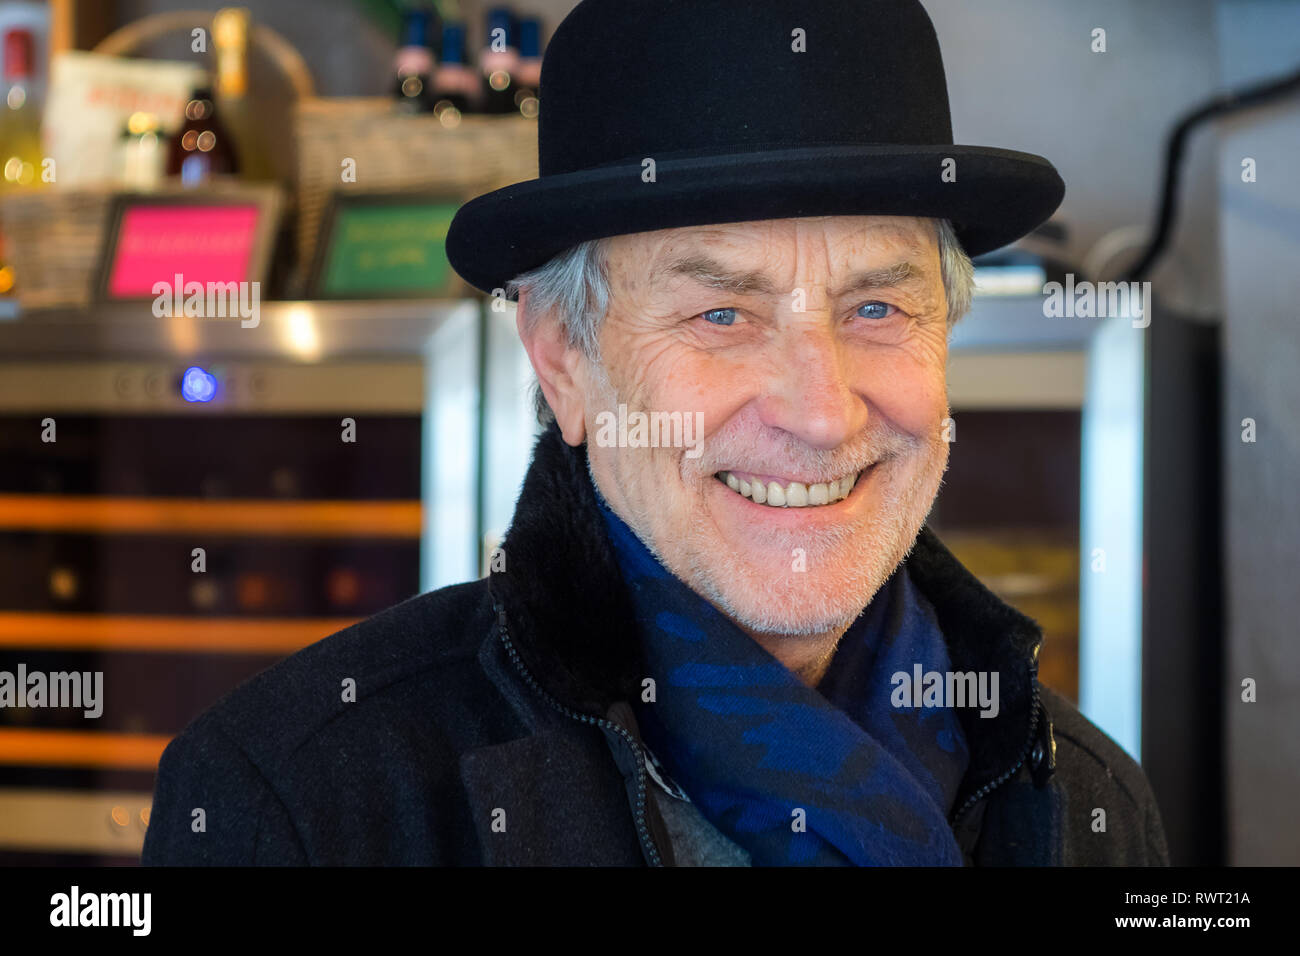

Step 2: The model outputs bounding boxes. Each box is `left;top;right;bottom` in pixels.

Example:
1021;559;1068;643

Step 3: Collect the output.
0;299;503;864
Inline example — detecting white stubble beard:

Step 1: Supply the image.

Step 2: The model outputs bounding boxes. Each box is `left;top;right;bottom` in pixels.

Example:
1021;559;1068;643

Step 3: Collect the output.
584;364;951;641
673;425;949;638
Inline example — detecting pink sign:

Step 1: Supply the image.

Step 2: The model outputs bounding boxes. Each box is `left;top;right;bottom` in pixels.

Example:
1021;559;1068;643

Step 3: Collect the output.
107;204;261;297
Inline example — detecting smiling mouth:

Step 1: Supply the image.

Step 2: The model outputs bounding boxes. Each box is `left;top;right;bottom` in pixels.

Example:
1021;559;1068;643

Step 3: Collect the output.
713;467;868;508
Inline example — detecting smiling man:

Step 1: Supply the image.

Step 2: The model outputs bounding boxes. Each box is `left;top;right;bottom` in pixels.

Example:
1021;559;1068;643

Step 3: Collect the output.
143;0;1169;867
547;217;955;688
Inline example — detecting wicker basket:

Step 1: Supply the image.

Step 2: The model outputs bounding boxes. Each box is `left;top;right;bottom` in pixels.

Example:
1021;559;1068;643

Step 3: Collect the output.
0;186;117;310
0;9;312;310
293;98;539;287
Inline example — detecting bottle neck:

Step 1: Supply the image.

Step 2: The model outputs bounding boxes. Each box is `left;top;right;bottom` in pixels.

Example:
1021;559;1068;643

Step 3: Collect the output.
396;47;434;77
3;29;36;91
216;49;247;98
482;12;518;75
213;12;249;98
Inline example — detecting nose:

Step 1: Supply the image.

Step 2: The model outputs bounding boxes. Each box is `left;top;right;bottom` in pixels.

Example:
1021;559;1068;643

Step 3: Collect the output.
754;320;868;451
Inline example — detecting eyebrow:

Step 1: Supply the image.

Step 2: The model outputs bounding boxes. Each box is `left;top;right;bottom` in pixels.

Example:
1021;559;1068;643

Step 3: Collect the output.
659;253;932;299
662;253;780;295
830;261;932;299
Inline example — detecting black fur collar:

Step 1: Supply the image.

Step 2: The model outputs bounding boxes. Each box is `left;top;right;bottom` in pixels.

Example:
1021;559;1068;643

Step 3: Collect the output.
488;421;1043;801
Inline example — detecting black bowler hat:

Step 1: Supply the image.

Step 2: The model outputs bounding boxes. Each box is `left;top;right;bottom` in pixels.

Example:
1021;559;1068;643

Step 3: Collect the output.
445;0;1065;295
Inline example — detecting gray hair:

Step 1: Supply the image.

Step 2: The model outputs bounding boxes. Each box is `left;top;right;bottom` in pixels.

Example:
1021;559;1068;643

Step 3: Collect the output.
506;218;975;425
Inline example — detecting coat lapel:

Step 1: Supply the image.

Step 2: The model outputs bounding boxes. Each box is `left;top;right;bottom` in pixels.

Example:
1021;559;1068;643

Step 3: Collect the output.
904;527;1044;815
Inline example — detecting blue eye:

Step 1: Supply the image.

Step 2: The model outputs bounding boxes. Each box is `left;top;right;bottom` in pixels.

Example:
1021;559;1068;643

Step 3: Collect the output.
700;307;737;326
856;301;894;320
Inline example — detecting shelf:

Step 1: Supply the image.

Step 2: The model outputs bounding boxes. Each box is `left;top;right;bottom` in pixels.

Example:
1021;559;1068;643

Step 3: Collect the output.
0;494;421;537
0;611;362;654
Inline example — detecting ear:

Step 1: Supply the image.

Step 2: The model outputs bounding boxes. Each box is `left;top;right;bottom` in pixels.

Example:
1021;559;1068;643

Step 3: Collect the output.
515;290;589;446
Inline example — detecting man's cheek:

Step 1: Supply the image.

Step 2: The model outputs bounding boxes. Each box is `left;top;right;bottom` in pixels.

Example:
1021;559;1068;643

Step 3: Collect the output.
864;378;946;436
614;324;682;379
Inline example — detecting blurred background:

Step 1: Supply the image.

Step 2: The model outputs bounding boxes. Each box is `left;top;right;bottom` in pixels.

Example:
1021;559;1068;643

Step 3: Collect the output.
0;0;1295;866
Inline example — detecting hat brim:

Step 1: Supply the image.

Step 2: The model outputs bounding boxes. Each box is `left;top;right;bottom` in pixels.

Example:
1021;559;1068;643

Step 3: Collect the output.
445;143;1064;294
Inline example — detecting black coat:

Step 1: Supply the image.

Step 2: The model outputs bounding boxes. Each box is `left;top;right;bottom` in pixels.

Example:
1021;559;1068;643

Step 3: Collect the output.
142;423;1170;866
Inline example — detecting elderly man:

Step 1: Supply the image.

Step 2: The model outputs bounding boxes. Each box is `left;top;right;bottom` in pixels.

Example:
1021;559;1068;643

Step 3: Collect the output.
143;0;1168;866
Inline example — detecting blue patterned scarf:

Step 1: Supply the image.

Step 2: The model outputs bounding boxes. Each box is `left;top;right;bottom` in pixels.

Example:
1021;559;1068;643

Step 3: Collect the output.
596;495;969;866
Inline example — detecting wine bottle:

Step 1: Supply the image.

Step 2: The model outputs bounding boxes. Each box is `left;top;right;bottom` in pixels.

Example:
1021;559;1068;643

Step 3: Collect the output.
432;22;475;123
211;7;275;181
164;86;239;185
393;8;436;114
478;8;520;115
0;28;44;188
514;17;542;119
118;111;165;190
0;28;46;295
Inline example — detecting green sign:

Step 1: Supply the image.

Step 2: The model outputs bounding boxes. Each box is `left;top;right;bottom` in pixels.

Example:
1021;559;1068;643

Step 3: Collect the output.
320;200;459;297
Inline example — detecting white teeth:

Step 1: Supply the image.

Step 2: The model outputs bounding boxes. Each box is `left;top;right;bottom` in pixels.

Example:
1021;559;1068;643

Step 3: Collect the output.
716;469;864;508
767;482;786;506
786;482;808;507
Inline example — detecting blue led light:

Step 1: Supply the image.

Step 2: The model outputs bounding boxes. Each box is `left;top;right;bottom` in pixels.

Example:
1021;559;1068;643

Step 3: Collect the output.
180;366;218;403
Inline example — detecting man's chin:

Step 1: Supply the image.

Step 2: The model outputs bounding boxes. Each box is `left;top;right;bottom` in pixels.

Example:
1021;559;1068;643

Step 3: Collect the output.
728;601;865;640
690;562;878;638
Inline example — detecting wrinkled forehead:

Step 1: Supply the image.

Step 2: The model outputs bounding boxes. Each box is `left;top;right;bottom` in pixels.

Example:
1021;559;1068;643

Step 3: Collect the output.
608;216;939;293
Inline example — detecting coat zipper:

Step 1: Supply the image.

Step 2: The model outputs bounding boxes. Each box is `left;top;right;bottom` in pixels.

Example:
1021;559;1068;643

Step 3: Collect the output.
492;602;664;867
948;650;1043;829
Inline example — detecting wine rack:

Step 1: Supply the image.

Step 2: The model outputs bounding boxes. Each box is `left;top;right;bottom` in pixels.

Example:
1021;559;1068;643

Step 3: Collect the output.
0;373;426;863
